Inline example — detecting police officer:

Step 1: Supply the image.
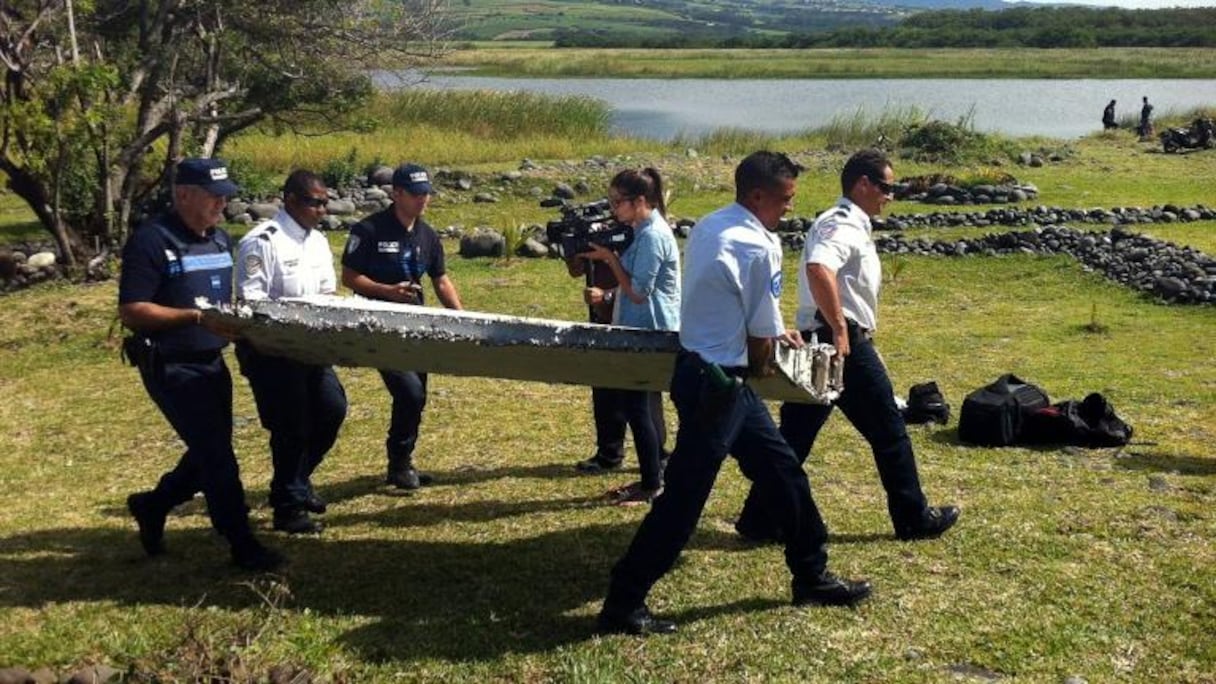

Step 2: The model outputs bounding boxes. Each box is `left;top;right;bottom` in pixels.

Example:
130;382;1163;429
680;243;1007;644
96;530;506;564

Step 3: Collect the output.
236;170;348;535
735;149;960;544
597;151;871;636
119;157;283;571
341;163;463;490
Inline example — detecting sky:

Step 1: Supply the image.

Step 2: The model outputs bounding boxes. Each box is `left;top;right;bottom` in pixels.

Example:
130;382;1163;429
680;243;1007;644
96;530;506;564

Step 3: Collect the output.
1014;0;1214;7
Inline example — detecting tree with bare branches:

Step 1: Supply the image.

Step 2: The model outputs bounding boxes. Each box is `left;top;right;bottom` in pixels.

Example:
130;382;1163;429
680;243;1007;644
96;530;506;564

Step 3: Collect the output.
0;0;451;266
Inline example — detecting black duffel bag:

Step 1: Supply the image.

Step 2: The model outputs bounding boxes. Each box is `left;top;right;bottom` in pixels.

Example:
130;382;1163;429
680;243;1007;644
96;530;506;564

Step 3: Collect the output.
1021;393;1134;447
958;374;1050;446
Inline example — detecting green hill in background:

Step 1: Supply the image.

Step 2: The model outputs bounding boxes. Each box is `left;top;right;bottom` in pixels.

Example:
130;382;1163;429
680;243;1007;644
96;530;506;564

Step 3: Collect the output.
442;1;1216;49
444;0;906;43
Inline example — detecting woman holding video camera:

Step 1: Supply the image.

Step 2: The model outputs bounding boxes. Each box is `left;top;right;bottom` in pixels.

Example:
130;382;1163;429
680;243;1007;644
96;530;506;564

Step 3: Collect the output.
581;167;681;505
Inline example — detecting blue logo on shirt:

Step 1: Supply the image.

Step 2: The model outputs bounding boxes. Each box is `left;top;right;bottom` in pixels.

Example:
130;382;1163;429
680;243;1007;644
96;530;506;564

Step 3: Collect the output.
770;272;783;297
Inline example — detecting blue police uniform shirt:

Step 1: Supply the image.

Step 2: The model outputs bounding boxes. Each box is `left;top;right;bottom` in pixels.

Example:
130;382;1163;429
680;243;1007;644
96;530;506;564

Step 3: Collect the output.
341;208;445;305
615;209;680;332
680;203;785;368
118;212;233;353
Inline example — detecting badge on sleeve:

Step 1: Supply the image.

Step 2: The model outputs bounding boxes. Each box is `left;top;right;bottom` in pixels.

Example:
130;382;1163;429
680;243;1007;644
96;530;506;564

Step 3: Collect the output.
770;271;783;297
814;219;838;240
244;254;263;276
346;234;361;254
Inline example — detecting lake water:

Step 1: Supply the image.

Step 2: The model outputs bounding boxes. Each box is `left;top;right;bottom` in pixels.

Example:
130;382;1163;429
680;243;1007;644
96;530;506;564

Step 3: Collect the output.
375;72;1216;140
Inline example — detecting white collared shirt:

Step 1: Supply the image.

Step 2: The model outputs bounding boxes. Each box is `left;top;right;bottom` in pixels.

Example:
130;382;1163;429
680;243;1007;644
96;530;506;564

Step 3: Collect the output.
237;209;336;300
680;203;785;367
796;197;881;332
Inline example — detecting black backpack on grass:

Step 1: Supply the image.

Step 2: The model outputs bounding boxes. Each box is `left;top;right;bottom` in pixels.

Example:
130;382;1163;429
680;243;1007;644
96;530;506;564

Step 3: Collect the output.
1021;393;1134;447
958;374;1050;446
903;381;951;425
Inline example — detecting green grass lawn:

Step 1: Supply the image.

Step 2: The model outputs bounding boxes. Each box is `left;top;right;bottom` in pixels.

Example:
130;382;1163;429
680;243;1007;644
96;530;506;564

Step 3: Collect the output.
0;233;1213;680
1;90;1215;680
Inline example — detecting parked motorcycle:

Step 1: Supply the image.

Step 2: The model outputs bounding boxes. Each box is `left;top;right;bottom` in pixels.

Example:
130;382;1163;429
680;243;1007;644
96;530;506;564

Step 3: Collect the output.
1161;117;1215;154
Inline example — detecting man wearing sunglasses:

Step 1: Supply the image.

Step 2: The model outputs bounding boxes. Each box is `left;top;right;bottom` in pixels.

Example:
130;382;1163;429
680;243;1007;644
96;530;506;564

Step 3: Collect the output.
735;148;960;544
236;170;348;535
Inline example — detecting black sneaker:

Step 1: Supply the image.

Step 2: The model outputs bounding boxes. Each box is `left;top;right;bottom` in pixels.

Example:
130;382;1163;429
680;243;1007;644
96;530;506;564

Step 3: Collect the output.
231;539;286;572
127;491;167;556
792;572;873;607
895;505;961;541
273;508;323;535
575;455;623;474
596;605;677;636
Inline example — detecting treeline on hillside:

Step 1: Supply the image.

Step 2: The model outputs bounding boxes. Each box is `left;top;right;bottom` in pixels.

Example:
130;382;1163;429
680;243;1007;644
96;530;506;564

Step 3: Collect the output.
554;7;1216;49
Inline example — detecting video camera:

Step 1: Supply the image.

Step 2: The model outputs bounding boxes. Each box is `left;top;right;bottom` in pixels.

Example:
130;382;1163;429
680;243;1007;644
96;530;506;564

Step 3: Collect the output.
544;199;633;258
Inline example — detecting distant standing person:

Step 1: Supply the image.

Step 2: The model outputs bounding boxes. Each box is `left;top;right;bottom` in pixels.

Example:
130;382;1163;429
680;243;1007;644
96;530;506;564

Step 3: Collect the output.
119;158;283;571
1139;96;1154;139
596;151;871;637
734;149;959;544
341;164;464;490
1102;100;1117;130
236;170;348;535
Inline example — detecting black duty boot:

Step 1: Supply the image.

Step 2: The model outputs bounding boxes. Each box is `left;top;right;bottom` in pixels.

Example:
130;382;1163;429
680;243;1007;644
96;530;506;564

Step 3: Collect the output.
229;532;286;572
792;572;873;607
127;491;168;556
596;605;677;636
273;507;324;535
895;505;961;541
387;455;433;490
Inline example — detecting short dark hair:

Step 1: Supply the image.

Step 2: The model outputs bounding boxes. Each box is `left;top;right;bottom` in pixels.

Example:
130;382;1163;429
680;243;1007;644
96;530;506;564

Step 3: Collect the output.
734;151;803;202
283;169;324;198
841;149;891;196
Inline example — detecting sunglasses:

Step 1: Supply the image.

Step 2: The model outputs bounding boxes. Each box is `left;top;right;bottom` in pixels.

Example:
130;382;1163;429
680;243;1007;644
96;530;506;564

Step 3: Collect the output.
298;196;328;208
868;177;896;196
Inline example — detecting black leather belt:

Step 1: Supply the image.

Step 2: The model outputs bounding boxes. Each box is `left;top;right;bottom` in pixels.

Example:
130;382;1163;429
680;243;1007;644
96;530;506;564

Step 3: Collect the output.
677;349;748;378
810;313;873;340
159;348;222;363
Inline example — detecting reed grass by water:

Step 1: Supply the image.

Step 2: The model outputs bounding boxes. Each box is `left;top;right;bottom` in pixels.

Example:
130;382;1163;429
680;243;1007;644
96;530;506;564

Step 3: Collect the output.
225;89;653;172
439;46;1216;79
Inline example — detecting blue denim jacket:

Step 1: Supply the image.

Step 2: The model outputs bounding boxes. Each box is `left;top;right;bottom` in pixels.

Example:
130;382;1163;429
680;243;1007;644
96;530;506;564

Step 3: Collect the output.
615;210;681;332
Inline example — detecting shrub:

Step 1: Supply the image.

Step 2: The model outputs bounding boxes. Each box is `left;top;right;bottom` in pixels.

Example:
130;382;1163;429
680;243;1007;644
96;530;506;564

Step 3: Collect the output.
320;148;360;190
226;157;280;200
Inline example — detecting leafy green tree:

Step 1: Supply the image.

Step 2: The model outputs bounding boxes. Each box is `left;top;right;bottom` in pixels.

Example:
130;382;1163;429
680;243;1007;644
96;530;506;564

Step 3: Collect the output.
0;0;451;266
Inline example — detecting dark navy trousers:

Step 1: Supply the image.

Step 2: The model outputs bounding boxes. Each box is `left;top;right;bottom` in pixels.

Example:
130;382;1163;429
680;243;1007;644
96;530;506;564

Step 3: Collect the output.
603;352;830;614
379;369;427;462
592;388;667;468
138;353;250;537
237;343;347;511
737;323;928;536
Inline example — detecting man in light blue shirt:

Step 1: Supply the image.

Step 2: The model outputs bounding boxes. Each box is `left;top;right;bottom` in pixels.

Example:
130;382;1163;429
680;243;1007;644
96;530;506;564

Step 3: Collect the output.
596;152;871;636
